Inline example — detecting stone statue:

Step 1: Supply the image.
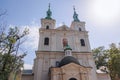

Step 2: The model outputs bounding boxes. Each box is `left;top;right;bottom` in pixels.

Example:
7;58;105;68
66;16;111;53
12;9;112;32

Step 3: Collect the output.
63;38;68;47
73;7;80;22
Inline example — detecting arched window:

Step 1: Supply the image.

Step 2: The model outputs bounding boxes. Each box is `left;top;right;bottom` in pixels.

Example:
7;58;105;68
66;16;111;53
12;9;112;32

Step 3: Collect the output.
46;25;49;29
69;78;77;80
79;28;81;31
44;37;49;45
80;39;85;46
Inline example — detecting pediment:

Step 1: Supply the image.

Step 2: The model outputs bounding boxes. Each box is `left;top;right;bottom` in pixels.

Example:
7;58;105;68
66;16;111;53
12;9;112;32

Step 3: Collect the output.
49;63;91;79
60;63;89;75
61;63;87;71
61;62;91;69
56;25;72;30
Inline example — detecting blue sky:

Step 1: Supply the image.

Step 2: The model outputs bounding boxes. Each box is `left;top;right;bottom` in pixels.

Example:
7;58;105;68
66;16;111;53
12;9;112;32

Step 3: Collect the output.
1;0;120;69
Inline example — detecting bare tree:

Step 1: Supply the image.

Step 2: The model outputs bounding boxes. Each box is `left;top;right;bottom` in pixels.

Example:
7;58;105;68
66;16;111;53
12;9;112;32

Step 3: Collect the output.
0;10;29;80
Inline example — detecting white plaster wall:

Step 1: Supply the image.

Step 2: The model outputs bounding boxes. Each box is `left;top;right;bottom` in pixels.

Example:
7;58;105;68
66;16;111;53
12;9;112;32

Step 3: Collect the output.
88;57;98;80
34;19;98;80
70;21;86;31
38;29;91;52
34;58;43;80
34;52;64;80
41;19;55;29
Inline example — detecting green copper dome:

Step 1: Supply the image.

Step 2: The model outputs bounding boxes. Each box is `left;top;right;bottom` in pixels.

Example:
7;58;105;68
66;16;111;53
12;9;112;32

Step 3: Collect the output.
64;45;72;51
45;3;52;19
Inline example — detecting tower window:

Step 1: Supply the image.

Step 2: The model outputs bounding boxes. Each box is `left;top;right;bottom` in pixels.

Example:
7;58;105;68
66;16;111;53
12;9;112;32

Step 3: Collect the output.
79;28;81;31
46;25;49;29
80;39;85;46
44;37;49;45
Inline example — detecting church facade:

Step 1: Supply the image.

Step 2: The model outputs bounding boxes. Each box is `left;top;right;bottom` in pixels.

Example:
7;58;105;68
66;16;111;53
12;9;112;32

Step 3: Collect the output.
22;5;111;80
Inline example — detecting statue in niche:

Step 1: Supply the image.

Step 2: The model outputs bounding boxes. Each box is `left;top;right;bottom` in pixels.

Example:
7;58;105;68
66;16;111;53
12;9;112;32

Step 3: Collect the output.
63;38;68;47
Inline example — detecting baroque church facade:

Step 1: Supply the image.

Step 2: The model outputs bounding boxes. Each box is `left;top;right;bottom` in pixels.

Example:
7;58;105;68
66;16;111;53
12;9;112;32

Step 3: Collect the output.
21;5;111;80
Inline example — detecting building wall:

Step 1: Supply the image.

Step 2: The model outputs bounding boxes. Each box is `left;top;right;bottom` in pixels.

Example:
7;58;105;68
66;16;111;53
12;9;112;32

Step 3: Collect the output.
38;29;91;52
22;75;34;80
50;63;91;80
33;51;98;80
32;18;110;80
38;18;91;52
97;73;111;80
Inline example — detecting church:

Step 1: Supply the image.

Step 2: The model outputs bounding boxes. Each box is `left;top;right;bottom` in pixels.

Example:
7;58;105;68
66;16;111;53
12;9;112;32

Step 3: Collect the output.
21;5;111;80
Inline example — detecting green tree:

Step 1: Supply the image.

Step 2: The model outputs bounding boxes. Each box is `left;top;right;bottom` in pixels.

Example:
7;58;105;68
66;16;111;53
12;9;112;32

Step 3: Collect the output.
0;27;29;80
92;43;120;80
107;43;120;80
92;46;108;69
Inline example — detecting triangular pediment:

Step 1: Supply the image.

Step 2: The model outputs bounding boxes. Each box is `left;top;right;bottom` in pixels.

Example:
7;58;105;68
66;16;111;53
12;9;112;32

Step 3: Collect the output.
59;63;90;75
56;25;72;30
61;62;92;69
61;63;88;71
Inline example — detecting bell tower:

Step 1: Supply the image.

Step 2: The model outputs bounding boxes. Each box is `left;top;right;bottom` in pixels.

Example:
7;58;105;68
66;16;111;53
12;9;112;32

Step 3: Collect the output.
38;4;56;51
41;3;55;29
70;7;86;31
70;7;91;52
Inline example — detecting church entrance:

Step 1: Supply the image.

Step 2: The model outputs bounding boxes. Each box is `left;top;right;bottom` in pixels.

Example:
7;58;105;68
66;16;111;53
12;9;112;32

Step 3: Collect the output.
69;78;77;80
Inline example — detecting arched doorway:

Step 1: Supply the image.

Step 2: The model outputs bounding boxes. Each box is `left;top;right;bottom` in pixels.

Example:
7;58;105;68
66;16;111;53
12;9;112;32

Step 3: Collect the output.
69;78;77;80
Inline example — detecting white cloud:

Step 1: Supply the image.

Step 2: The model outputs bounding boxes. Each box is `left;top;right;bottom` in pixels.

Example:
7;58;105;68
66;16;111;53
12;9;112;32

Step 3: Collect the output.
19;25;39;66
19;25;39;65
8;24;39;50
86;0;120;28
22;25;39;50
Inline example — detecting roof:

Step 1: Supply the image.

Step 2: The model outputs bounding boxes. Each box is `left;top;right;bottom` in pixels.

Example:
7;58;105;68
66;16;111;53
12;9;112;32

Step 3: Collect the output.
22;69;33;74
59;56;80;67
